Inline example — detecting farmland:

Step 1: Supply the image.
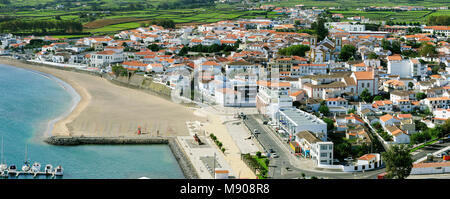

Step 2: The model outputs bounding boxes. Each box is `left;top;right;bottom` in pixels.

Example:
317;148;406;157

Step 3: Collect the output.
0;0;448;36
329;10;450;23
260;0;450;9
0;7;281;35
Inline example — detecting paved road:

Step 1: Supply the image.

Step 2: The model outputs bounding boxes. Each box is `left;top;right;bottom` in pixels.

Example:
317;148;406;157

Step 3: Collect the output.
412;140;450;161
243;114;385;179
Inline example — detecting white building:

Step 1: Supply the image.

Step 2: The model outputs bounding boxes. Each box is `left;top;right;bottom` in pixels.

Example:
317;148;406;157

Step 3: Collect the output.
295;130;333;165
89;51;124;68
277;108;327;141
325;22;365;32
423;97;450;110
411;162;450;175
387;55;426;78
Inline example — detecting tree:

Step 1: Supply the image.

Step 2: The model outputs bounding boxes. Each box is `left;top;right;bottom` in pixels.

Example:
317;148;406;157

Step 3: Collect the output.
367;52;378;59
360;88;372;103
322;117;335;132
339;45;356;61
442;119;450;136
416;92;426;101
419;43;437;58
408;82;414;90
382;144;413;179
278;45;310;57
373;96;384;101
311;17;328;42
319;102;330;116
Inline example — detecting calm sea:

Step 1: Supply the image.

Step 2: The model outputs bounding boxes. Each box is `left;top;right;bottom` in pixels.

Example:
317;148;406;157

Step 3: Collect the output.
0;64;184;179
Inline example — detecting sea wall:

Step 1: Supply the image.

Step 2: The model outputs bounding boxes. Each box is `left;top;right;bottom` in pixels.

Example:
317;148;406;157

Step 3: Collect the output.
167;137;199;179
107;74;172;99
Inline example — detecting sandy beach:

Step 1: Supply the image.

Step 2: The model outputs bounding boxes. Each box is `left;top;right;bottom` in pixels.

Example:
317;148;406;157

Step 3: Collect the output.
0;57;206;137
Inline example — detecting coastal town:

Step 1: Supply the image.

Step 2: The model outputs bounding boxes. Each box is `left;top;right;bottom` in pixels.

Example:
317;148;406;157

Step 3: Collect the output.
1;4;450;180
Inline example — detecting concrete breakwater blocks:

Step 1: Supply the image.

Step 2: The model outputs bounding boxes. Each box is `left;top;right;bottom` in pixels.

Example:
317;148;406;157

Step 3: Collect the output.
44;136;169;145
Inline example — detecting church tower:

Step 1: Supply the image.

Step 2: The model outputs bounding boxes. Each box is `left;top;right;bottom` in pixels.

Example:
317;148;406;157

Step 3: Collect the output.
335;37;342;52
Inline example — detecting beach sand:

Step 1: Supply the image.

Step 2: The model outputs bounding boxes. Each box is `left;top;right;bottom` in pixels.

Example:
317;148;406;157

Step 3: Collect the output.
0;58;206;137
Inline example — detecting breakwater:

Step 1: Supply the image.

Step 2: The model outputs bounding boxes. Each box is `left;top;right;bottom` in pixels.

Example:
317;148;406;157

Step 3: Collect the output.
44;136;169;145
45;136;199;179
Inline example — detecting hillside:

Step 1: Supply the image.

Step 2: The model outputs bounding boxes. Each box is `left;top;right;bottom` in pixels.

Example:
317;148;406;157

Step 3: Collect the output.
0;0;215;10
258;0;450;8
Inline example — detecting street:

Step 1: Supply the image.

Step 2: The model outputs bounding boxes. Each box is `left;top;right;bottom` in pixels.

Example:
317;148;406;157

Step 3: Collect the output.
243;114;385;179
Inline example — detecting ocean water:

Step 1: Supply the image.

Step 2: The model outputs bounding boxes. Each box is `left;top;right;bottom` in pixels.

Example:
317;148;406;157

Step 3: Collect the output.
0;64;184;179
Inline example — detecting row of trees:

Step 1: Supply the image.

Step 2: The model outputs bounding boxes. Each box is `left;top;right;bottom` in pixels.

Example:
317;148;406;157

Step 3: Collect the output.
427;15;450;26
278;44;310;57
410;119;450;145
148;19;176;29
157;0;215;10
178;43;239;56
0;20;82;34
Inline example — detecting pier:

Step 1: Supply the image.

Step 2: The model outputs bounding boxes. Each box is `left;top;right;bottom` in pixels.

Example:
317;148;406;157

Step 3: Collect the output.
1;171;58;178
44;136;170;146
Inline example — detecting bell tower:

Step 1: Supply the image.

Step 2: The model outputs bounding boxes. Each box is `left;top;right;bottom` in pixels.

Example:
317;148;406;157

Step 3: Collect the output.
335;37;342;51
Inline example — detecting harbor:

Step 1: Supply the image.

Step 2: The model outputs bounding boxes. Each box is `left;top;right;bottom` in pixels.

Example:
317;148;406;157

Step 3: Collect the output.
1;164;63;178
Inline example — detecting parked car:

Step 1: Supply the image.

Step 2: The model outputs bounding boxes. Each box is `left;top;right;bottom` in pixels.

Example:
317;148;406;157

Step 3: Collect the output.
253;129;260;134
272;153;279;158
263;121;269;125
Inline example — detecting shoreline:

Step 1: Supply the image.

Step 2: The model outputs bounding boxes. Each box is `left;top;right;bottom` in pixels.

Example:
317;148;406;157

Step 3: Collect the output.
19;67;81;137
0;57;91;138
0;57;203;179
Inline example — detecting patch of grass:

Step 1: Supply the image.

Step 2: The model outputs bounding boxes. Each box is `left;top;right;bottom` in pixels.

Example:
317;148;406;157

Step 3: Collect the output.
410;140;438;153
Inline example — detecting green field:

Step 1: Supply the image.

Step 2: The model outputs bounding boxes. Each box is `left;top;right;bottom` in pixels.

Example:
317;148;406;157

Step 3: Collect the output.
260;0;450;8
1;0;448;35
330;10;449;23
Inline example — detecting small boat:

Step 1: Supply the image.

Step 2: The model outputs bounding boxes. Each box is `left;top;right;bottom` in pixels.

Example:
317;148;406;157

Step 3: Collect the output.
0;163;6;175
7;164;16;175
44;164;53;174
0;137;6;175
54;165;63;176
21;144;30;172
31;162;41;173
22;161;31;172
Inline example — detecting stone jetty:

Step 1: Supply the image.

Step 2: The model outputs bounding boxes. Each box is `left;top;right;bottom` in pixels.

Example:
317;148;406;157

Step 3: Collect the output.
44;136;169;145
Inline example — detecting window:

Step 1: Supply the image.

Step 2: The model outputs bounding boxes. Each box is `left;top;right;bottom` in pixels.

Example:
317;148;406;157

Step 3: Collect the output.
320;153;327;157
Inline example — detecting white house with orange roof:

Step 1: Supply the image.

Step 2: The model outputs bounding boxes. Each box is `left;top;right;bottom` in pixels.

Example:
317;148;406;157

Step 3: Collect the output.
147;63;164;73
384;125;410;144
379;114;400;127
423;97;450;110
411;162;450;175
351;70;378;96
433;108;450;121
422;26;450;37
289;90;307;102
122;61;148;71
199;60;222;73
372;100;393;112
